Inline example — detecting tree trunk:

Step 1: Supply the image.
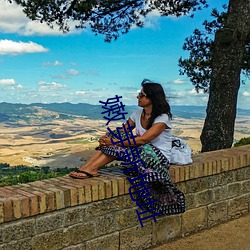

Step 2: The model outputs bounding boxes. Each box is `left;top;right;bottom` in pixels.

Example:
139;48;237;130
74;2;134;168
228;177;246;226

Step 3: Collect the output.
200;0;250;152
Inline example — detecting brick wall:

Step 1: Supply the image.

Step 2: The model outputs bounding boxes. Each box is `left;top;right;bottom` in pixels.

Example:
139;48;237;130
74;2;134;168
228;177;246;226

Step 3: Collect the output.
0;145;249;250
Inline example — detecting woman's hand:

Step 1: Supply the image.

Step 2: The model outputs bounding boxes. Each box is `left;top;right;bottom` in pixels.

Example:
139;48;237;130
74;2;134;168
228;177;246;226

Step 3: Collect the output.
99;135;113;147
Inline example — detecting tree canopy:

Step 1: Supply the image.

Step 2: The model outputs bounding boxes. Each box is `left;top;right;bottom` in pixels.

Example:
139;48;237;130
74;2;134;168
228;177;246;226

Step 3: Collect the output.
8;0;208;41
179;5;250;92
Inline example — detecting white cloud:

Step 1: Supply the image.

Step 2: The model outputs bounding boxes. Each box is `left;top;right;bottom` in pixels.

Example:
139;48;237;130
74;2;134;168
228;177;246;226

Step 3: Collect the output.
95;88;108;91
188;89;206;95
38;81;68;91
0;39;48;55
75;91;86;95
74;88;108;99
144;9;161;29
0;78;16;85
172;79;185;85
131;6;180;30
17;84;24;89
147;9;161;18
120;86;137;90
68;69;80;76
243;91;250;97
189;89;197;94
175;91;186;97
165;87;209;106
53;60;63;66
22;21;64;36
0;1;27;33
0;0;83;36
0;78;25;91
43;60;63;66
130;6;161;30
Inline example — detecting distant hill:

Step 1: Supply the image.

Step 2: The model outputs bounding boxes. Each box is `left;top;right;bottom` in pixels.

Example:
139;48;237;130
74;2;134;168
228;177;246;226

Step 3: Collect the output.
30;102;104;119
0;102;249;124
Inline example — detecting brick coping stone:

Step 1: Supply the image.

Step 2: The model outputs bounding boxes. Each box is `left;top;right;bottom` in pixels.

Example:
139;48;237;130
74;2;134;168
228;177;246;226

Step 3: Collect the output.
0;145;249;224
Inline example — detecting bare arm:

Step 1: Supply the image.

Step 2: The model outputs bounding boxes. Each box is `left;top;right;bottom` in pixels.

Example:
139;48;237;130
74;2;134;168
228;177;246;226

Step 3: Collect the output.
100;122;168;147
121;118;135;132
99;118;135;145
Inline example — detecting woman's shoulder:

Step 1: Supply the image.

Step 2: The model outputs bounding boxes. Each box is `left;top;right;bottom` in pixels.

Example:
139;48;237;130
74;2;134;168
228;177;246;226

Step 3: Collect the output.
130;109;142;117
155;113;171;120
153;113;172;127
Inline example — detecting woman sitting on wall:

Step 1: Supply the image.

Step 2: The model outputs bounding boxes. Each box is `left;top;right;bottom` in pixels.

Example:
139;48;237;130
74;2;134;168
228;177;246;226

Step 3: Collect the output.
69;79;185;215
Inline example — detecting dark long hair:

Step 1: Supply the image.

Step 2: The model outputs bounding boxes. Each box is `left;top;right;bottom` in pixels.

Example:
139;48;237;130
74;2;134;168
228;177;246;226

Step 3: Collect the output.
141;79;172;129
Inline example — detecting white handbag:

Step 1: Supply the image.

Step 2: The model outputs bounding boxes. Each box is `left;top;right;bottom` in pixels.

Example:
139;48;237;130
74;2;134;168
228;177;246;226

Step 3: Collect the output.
170;136;193;165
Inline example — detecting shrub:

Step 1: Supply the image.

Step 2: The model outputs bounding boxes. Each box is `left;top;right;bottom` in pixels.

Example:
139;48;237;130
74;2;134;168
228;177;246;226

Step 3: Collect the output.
234;137;250;147
0;165;78;187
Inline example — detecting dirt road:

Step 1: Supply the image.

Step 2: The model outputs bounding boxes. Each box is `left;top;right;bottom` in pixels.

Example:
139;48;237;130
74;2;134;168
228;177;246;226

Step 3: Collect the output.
151;213;250;250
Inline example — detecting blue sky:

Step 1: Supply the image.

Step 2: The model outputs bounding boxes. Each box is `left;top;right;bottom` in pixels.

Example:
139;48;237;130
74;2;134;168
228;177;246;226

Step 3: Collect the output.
0;0;249;108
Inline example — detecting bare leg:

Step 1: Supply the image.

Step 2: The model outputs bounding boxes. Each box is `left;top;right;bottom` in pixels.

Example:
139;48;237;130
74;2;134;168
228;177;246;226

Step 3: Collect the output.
80;150;103;168
69;150;116;178
82;153;115;174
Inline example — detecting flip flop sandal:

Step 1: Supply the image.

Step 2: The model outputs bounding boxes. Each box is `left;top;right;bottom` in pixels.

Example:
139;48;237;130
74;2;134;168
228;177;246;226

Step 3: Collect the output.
69;169;100;179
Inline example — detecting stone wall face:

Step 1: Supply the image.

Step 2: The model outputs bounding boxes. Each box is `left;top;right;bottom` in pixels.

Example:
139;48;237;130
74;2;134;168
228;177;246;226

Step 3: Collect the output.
0;145;249;250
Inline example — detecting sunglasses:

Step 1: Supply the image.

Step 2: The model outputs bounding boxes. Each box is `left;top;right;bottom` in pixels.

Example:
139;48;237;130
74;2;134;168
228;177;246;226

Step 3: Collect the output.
138;92;146;98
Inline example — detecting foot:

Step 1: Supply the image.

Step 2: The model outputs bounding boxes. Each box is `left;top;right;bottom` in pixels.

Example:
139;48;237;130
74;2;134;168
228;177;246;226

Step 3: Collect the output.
69;168;99;179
